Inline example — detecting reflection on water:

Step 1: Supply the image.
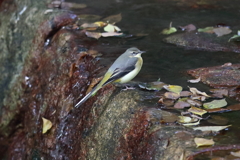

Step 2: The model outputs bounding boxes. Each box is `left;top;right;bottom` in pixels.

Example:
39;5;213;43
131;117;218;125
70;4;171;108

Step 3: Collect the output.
68;0;240;147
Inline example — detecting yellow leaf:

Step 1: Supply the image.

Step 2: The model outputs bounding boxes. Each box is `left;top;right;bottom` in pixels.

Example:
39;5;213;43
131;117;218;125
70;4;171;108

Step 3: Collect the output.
193;125;231;132
163;85;182;95
94;21;107;27
231;150;240;157
188;87;210;97
161;22;177;35
182;120;200;126
178;116;192;123
104;24;121;32
194;137;215;147
203;99;227;109
188;106;207;116
42;117;52;134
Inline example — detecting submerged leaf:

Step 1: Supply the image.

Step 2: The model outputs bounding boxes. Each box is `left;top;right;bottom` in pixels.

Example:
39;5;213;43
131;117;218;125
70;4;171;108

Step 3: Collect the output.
203;99;227;109
102;13;122;24
194;138;215;147
138;81;166;91
193;125;231;132
42;117;53;134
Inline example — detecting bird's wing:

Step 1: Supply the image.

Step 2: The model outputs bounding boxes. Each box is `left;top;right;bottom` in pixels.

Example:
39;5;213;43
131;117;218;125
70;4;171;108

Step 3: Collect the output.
102;65;136;86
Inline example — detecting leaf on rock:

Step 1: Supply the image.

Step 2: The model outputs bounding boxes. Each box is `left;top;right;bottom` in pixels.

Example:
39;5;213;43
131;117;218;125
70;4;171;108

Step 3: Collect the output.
179;24;196;32
42;117;53;134
104;24;121;32
188;77;201;83
198;27;214;33
174;101;190;109
164;85;183;94
231;150;240;157
193;125;231;132
189;87;210;97
101;32;123;37
213;27;232;37
94;21;107;27
85;31;102;39
186;99;202;107
203;99;227;109
180;91;192;97
188;106;207;116
102;13;122;24
161;22;177;35
194;138;215;148
164;92;180;100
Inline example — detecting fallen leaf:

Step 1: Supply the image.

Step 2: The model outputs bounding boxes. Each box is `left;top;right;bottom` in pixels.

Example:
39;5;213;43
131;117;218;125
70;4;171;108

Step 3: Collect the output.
138;80;166;91
229;30;240;42
60;2;87;9
189;87;210;97
210;89;228;98
104;24;121;32
203;99;227;109
42;117;53;134
101;32;123;37
191;96;206;101
194;138;215;147
174;101;191;109
206;108;231;113
164;92;180;100
188;77;201;83
186;99;202;107
81;23;99;30
207;115;229;125
178;116;192;123
102;13;122;24
180;91;192;97
94;21;107;27
182;120;200;126
226;103;240;111
198;26;214;33
85;31;102;39
231;150;240;157
161;22;177;35
164;85;183;95
193;125;231;132
179;24;196;32
188;106;207;116
213;27;232;37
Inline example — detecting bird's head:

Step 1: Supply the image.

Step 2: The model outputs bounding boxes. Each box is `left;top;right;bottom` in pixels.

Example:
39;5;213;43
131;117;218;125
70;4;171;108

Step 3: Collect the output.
126;47;145;57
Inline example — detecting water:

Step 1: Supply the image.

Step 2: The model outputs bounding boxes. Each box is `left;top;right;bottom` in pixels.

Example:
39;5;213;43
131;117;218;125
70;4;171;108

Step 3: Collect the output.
69;0;240;156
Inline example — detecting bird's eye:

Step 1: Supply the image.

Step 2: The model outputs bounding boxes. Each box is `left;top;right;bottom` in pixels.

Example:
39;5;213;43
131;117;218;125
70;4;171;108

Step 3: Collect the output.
132;51;137;55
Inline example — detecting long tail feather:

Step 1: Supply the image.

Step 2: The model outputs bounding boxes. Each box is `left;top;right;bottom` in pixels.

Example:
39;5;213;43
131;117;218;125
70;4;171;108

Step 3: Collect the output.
75;91;93;108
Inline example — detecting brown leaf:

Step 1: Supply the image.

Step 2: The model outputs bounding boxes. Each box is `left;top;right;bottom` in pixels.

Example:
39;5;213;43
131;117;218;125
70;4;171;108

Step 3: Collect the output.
174;101;190;109
179;24;196;32
213;27;232;37
226;103;240;111
85;31;102;39
164;92;180;100
180;91;192;97
188;106;207;116
186;99;202;107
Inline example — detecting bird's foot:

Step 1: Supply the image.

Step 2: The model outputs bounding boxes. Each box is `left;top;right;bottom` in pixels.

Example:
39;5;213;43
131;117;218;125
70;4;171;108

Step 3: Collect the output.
122;85;135;91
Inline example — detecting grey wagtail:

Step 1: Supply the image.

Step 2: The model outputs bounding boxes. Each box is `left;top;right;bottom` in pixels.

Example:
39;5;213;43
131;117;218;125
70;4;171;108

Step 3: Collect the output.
75;47;145;108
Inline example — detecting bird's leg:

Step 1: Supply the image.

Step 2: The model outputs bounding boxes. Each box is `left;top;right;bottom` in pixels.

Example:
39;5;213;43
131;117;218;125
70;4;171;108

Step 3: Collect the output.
122;85;135;91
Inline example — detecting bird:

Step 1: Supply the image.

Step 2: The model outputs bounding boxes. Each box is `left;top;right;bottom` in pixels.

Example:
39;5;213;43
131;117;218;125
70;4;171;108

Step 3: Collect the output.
75;47;145;108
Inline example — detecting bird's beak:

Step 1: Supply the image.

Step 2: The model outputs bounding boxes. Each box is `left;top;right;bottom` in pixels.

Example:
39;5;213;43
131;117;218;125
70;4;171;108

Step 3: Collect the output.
139;51;146;54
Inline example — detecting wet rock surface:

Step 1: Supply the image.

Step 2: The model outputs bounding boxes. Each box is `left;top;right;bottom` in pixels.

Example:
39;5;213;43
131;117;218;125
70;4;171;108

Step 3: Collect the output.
164;31;240;53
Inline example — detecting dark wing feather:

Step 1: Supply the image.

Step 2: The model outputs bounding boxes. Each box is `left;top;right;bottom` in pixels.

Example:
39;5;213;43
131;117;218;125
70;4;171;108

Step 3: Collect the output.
102;65;135;86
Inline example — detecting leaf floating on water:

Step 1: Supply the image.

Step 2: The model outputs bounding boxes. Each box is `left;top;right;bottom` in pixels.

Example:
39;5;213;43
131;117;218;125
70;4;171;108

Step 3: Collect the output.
198;26;214;33
186;99;202;107
188;106;207;116
193;125;231;132
164;85;183;95
188;87;210;97
213;27;232;37
226;103;240;111
180;91;192;97
203;99;227;109
42;117;53;134
188;77;201;83
229;30;240;42
102;13;122;24
178;116;192;123
231;150;240;157
85;31;102;39
161;22;177;35
194;138;215;148
104;24;121;32
101;32;123;37
81;23;99;30
182;120;200;126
